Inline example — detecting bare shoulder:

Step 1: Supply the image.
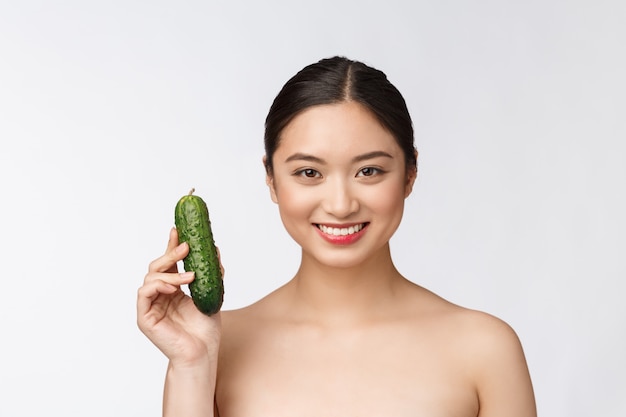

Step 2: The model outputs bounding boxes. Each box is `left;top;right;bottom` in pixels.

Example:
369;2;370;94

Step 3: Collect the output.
443;302;524;353
409;285;523;344
218;288;285;346
461;310;536;416
405;285;537;416
451;307;530;377
417;287;530;373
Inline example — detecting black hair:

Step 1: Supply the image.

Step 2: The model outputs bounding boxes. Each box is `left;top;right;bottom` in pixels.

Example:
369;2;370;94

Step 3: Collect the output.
264;56;417;174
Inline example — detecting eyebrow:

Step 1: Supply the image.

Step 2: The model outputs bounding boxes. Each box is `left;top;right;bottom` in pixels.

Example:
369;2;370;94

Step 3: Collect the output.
284;151;394;164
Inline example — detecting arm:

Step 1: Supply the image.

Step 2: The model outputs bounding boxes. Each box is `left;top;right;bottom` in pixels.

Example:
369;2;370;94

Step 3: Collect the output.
163;358;217;417
471;315;537;417
137;228;222;417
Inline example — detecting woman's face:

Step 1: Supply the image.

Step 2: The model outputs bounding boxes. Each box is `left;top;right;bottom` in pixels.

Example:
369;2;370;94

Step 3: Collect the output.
266;101;416;269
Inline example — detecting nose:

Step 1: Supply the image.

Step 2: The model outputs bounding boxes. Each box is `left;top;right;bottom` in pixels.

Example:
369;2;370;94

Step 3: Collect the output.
321;178;359;219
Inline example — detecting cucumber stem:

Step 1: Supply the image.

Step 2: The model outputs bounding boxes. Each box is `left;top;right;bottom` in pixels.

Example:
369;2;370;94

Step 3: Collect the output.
189;188;195;196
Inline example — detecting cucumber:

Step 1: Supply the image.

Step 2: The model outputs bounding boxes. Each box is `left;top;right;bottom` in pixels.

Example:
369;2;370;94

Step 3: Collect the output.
174;188;224;315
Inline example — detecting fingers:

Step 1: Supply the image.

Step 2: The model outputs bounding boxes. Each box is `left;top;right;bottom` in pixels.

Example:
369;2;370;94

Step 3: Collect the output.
138;228;195;332
146;270;195;287
139;227;194;313
148;228;189;274
137;278;178;316
165;226;179;252
137;271;195;318
143;228;193;290
138;272;192;303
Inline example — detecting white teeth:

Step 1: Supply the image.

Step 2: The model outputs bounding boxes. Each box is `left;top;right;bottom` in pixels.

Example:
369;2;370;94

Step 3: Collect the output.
318;223;365;236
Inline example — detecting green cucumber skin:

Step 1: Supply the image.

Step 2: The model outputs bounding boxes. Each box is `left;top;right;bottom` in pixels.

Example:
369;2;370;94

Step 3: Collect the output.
174;193;224;315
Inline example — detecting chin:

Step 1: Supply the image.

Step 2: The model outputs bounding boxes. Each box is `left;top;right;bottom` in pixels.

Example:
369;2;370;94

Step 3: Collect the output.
305;249;379;270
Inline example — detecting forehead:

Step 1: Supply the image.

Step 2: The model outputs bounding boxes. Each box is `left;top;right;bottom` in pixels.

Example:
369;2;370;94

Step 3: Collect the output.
277;101;401;158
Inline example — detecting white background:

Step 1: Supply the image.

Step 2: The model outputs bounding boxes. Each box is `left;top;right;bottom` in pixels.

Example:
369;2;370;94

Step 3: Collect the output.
1;1;624;415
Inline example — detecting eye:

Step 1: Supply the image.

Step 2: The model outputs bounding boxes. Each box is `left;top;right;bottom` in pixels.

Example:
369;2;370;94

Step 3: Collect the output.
357;167;382;177
295;168;321;178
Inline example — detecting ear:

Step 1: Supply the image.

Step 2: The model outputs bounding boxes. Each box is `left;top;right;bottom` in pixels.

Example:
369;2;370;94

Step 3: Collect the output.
263;155;279;204
404;149;418;198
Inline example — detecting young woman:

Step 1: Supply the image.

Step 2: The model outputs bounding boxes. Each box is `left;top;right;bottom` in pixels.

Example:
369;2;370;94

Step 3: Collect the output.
137;56;537;417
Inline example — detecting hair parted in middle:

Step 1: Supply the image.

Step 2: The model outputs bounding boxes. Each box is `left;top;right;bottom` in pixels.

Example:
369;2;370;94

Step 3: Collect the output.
264;56;417;175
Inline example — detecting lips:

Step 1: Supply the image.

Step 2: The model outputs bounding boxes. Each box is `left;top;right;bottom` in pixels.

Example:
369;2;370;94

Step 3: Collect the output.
314;222;369;245
316;223;367;236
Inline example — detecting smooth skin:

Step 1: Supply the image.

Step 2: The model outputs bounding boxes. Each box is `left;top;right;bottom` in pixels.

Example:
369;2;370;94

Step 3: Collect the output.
137;101;537;417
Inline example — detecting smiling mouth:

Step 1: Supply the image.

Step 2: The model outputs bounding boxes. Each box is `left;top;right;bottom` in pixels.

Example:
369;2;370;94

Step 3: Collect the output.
316;223;368;236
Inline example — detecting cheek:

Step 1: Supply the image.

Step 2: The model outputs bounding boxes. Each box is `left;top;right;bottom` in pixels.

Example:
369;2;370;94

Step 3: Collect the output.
275;184;315;223
364;181;407;213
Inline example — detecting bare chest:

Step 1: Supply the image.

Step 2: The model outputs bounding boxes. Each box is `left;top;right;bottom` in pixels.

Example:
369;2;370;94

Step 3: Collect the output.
216;325;478;417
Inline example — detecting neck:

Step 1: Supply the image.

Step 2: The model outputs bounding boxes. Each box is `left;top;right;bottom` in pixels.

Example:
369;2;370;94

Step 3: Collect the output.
286;244;406;326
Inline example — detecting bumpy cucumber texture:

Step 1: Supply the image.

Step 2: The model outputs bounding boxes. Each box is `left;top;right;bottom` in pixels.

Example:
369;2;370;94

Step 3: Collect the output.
174;189;224;315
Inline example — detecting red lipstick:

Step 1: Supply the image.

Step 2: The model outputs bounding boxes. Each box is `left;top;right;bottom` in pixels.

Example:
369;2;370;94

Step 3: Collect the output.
314;223;368;245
